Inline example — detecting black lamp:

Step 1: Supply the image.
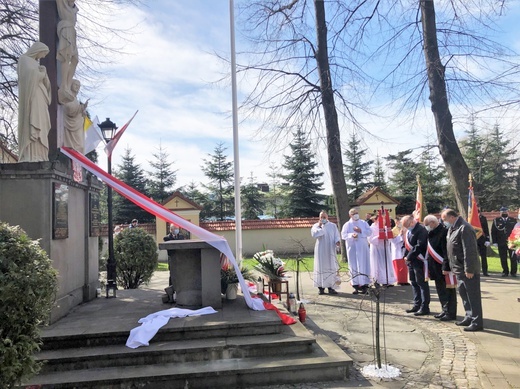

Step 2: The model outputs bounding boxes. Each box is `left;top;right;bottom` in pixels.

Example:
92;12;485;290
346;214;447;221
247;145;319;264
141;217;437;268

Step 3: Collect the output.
98;118;118;298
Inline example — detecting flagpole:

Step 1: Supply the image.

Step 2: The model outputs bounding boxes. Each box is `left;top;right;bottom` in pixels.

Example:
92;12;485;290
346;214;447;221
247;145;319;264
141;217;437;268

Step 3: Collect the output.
229;0;242;262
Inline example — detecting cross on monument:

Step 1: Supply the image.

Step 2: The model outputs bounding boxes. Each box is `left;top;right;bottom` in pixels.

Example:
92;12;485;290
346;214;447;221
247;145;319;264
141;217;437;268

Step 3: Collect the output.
175;199;179;207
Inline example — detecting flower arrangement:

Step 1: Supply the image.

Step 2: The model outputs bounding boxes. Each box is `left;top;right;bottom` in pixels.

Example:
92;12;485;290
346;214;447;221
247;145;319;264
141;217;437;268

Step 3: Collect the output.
253;250;286;281
508;226;520;255
220;263;255;293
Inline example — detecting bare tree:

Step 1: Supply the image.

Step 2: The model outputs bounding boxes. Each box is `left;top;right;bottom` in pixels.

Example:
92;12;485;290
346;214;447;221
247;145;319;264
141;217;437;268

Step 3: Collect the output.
237;0;520;219
0;0;142;151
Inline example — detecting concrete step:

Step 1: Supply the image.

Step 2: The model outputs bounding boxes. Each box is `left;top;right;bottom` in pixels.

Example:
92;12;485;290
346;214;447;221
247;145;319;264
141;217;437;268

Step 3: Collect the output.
40;312;283;350
26;338;351;388
38;332;316;373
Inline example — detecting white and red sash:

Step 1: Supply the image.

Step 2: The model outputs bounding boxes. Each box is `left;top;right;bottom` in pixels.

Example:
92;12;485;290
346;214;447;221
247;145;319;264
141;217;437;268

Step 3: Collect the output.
427;241;444;264
426;241;457;288
404;233;429;281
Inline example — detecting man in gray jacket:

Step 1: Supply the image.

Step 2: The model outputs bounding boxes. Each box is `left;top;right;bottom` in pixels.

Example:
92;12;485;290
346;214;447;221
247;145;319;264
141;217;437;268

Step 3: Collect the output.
441;208;483;332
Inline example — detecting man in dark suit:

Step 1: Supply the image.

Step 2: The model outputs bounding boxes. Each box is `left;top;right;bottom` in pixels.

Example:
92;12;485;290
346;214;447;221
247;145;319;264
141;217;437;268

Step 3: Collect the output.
441;208;483;332
491;206;517;277
478;210;491;276
424;215;457;321
402;214;430;316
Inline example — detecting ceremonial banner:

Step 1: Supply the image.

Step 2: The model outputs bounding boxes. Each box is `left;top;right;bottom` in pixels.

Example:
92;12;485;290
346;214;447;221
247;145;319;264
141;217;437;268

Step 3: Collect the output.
84;116;105;155
104;110;138;159
467;184;483;239
60;147;265;312
414;176;426;222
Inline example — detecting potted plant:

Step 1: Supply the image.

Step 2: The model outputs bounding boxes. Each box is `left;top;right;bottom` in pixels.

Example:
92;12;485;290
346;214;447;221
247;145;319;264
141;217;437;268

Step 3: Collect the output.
220;263;255;300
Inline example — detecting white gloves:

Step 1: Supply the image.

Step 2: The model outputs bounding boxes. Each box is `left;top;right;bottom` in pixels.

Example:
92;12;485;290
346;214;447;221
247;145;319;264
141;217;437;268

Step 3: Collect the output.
484;241;491;247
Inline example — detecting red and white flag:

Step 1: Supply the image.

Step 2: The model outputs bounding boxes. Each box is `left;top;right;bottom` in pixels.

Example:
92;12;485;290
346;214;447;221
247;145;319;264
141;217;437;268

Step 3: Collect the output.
104;110;139;159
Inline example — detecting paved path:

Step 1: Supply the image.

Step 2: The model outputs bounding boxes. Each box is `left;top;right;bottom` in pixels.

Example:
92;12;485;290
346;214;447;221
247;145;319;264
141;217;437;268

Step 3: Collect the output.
250;270;518;388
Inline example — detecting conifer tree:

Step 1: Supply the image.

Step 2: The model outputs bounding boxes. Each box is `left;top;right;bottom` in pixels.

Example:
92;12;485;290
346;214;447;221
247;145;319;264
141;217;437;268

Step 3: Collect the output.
372;155;387;192
113;147;152;223
201;143;234;220
479;124;518;210
417;146;452;213
241;173;265;220
386;150;419;214
265;163;285;218
282;129;324;217
180;181;212;220
343;132;373;200
147;143;176;204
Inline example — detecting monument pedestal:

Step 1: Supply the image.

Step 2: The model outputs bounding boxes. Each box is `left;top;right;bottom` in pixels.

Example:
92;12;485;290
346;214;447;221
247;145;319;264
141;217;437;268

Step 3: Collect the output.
158;240;222;309
0;160;102;323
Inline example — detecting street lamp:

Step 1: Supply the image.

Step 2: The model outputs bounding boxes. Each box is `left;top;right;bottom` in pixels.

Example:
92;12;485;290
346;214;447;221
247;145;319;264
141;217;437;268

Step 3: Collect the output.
99;118;118;298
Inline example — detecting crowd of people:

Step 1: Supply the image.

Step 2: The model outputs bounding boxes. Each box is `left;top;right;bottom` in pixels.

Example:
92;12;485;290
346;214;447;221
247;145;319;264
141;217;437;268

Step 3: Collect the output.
311;206;520;333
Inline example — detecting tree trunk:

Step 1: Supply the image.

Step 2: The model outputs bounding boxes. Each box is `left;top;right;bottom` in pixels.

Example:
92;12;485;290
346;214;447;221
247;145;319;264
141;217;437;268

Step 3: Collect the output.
314;0;350;259
420;0;469;217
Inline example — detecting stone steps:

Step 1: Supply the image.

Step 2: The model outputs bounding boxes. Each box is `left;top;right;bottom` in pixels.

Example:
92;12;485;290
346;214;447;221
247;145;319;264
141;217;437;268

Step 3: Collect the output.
23;293;353;388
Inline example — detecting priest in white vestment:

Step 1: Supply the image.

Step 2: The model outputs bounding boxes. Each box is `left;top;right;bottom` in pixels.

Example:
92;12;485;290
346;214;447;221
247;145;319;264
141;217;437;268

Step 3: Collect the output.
341;208;372;294
311;211;341;295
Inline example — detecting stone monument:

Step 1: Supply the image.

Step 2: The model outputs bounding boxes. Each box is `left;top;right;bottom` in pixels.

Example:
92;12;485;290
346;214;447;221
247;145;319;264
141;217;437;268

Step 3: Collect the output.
0;0;100;323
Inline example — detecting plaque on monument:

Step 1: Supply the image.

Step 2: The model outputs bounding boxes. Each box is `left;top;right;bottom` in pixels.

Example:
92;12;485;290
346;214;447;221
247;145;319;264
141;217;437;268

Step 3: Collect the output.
52;183;69;239
89;192;100;237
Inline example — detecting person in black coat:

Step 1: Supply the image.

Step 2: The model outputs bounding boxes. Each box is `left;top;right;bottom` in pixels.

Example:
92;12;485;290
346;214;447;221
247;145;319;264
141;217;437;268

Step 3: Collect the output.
402;214;430;316
477;210;491;276
163;224;185;241
491;207;517;277
423;215;457;321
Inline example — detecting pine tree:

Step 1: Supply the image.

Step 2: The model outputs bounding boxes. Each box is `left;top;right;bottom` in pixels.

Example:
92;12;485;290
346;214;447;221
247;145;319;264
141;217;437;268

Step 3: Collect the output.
417;146;452;213
386;149;420;214
343;132;373;201
460;119;486;195
372;154;387;192
282;129;324;217
241;173;265;220
113;147;153;224
479;124;518;210
179;181;212;220
201;143;234;221
147;143;176;204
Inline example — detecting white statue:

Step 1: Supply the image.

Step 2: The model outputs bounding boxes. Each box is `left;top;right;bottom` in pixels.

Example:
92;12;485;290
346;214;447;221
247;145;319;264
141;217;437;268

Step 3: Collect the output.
17;42;51;162
57;0;79;93
60;79;88;154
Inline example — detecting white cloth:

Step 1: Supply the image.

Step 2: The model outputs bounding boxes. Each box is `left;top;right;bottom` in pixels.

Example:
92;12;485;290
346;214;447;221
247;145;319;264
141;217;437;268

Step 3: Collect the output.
368;224;398;285
311;221;340;288
126;307;218;349
341;218;372;286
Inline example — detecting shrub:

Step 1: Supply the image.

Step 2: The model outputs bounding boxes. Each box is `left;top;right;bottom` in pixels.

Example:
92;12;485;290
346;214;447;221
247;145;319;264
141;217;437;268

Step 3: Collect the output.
0;222;58;388
114;227;158;289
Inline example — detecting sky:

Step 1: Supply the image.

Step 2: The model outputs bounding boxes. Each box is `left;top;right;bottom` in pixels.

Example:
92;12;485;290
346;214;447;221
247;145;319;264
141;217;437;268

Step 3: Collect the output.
78;0;520;195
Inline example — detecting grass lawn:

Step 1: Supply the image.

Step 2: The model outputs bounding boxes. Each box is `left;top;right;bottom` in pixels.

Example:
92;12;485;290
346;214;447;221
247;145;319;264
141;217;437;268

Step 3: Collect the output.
157;247;504;274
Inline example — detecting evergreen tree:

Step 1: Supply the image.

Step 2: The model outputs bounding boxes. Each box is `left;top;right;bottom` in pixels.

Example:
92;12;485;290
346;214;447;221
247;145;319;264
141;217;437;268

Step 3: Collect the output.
113;147;153;224
241;173;265;220
343;131;373;201
282;129;324;217
460;119;486;195
417;146;452;213
372;154;387;192
201;143;234;220
386;149;419;214
147;143;176;204
479;124;518;210
179;181;212;220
